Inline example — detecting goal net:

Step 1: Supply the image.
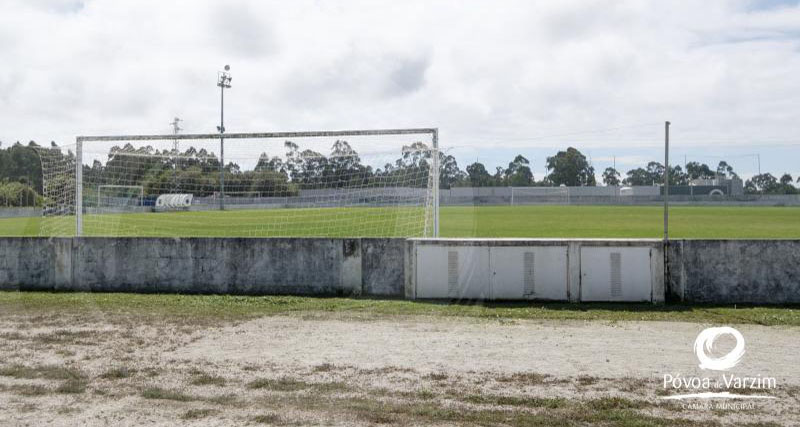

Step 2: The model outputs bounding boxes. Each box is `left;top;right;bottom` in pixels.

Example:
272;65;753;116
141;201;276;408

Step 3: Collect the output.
510;186;571;205
96;185;144;213
35;129;439;238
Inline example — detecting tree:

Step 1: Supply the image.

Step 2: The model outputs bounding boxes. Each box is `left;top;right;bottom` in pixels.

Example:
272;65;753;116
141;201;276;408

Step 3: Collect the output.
248;169;297;196
465;162;492;187
716;161;737;179
745;173;778;194
0;181;41;207
493;167;506;186
686;162;715;180
504;155;534;186
0;141;44;193
255;153;285;174
545;147;595;186
777;173;798;194
669;165;689;185
439;154;465;189
623;168;650;186
326;140;370;187
602;167;620;186
646;162;664;185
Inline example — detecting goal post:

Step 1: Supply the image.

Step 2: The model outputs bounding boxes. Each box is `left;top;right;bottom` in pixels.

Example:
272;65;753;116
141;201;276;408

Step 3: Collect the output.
60;128;440;238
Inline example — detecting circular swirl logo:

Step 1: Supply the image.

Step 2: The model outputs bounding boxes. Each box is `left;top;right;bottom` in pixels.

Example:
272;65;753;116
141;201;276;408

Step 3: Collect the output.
694;327;745;371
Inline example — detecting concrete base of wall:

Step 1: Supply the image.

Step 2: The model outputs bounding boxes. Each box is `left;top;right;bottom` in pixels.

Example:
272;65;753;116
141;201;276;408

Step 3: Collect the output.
0;237;798;304
0;238;407;298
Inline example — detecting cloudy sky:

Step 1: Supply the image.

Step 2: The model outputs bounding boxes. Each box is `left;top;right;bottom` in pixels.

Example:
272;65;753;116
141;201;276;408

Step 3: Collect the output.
1;0;799;180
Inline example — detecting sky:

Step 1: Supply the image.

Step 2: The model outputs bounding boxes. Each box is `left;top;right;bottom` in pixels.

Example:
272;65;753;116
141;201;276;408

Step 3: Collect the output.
0;0;799;181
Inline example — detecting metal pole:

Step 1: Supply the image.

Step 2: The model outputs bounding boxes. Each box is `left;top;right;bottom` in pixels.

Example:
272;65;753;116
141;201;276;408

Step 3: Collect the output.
664;121;670;241
219;84;225;211
757;154;761;175
76;138;83;236
170;117;182;192
432;129;440;237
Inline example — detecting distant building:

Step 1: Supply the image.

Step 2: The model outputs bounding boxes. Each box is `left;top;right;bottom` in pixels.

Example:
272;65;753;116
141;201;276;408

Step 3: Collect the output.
688;177;744;196
657;177;743;196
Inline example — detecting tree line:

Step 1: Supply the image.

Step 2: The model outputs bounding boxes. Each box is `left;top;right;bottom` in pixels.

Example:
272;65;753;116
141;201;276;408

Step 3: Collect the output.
449;147;799;195
1;140;798;207
0;141;45;206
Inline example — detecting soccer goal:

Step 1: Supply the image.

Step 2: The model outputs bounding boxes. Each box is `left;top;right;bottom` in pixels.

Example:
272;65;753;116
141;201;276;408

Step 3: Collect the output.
36;128;439;238
510;186;570;206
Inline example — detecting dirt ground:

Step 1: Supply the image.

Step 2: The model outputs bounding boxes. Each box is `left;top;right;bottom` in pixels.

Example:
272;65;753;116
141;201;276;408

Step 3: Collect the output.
1;310;798;426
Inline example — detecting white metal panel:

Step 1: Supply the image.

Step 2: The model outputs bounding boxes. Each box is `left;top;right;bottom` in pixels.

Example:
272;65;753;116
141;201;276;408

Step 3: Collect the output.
580;247;652;302
415;245;490;299
489;246;568;300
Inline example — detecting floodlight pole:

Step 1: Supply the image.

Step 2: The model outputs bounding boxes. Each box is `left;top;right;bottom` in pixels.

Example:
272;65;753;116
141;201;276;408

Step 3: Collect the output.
664;121;670;242
217;66;231;210
170;117;182;192
219;84;225;210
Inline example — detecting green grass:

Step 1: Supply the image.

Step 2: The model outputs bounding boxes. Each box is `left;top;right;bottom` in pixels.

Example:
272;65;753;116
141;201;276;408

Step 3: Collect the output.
1;205;797;238
440;205;800;238
0;292;798;326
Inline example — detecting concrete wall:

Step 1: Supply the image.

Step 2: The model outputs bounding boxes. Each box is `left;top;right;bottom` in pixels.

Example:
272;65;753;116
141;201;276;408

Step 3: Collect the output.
667;240;800;304
1;237;798;304
0;237;407;297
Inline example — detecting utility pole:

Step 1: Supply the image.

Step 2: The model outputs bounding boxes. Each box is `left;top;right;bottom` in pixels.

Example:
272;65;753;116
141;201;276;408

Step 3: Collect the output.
170;117;182;192
217;65;232;210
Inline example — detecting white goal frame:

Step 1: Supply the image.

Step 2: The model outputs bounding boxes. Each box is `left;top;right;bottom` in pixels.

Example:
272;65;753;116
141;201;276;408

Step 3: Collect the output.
75;128;440;237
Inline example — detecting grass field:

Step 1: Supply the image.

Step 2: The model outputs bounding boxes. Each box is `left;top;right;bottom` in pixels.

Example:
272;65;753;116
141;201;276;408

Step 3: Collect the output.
0;205;798;238
2;291;799;325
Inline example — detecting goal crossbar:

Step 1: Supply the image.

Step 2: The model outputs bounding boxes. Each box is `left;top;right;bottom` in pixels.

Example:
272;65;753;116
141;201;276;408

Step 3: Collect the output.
76;128;438;142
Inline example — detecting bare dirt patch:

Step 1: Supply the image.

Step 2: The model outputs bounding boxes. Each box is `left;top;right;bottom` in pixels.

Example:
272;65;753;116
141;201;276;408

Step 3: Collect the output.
0;309;797;425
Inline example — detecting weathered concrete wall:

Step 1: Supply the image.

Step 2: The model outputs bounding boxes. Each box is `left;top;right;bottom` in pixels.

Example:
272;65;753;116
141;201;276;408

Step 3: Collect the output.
0;237;407;297
1;237;798;304
667;240;800;304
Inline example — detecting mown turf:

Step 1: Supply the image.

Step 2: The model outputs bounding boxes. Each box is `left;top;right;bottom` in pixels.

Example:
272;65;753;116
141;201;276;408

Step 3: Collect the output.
440;205;800;239
0;205;797;238
0;292;798;326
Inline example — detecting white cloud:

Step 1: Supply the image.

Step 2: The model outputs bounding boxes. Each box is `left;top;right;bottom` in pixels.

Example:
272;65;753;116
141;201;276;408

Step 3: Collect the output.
0;0;798;175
